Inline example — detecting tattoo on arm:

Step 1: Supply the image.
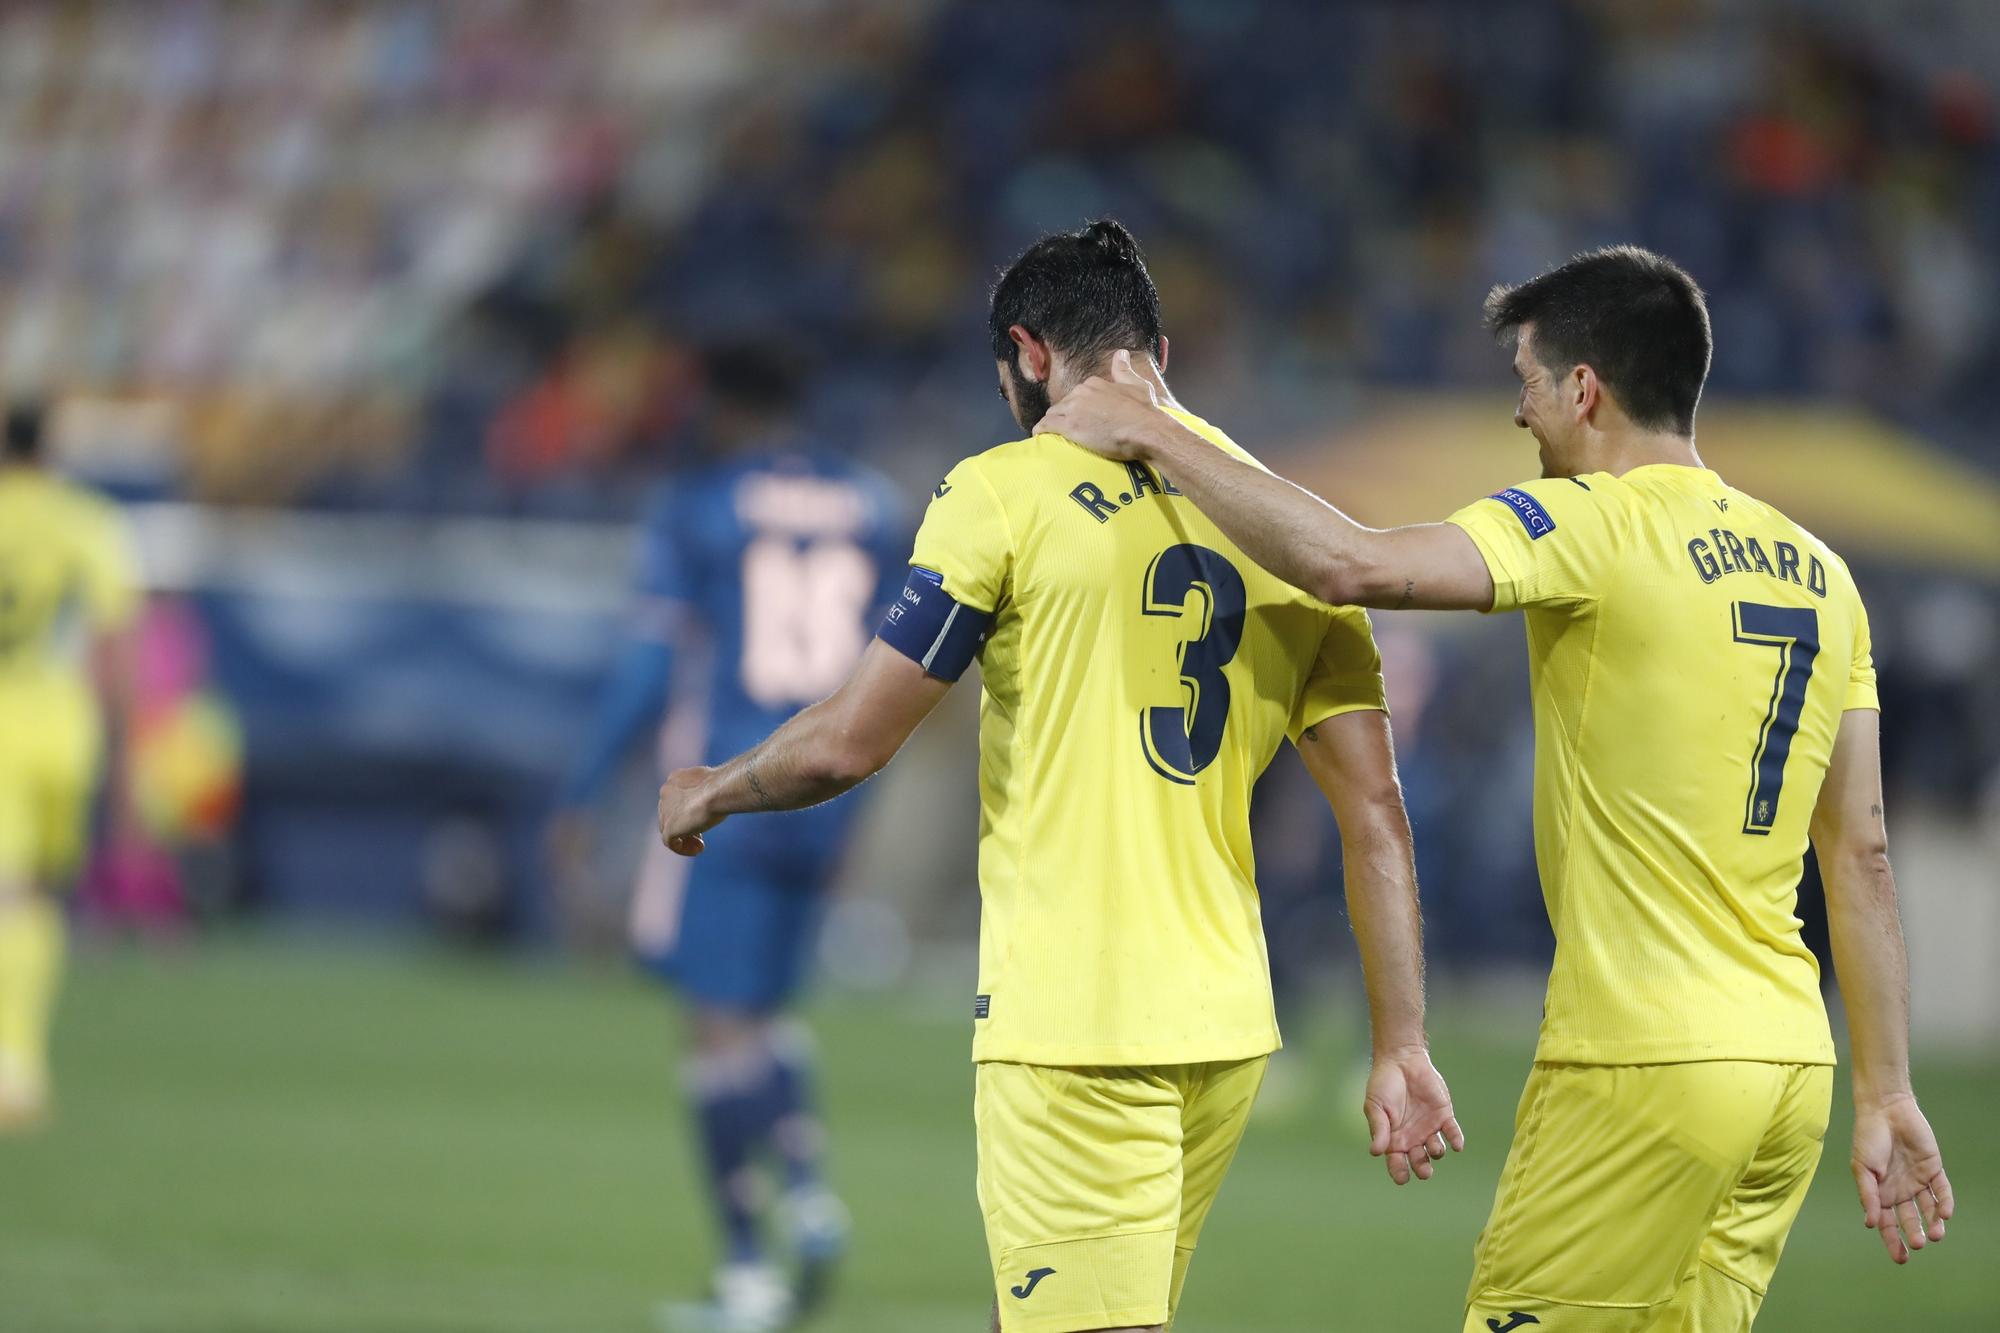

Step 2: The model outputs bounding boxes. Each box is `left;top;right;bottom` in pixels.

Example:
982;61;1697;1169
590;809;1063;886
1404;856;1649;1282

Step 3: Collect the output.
1393;579;1416;611
1870;803;1883;819
1301;724;1320;743
745;757;776;811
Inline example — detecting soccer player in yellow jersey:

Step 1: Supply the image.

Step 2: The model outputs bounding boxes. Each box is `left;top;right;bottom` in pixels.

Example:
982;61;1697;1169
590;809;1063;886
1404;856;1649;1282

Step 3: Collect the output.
656;220;1464;1333
1041;245;1956;1330
0;403;141;1130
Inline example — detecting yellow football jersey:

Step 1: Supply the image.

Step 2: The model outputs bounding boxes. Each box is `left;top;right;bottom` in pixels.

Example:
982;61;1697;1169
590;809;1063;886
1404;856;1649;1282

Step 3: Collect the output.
910;407;1386;1066
1448;465;1874;1065
0;468;139;678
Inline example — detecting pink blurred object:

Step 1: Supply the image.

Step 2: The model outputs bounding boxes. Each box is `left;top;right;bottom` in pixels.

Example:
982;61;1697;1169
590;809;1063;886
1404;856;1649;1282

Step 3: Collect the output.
134;598;210;715
77;838;187;934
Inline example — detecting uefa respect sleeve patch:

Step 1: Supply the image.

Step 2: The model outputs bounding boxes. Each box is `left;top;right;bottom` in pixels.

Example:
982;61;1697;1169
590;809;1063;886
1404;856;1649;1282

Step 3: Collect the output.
1490;487;1557;539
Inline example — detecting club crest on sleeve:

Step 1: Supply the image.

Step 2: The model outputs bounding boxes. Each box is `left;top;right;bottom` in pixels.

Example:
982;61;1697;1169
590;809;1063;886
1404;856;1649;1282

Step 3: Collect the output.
1491;487;1557;539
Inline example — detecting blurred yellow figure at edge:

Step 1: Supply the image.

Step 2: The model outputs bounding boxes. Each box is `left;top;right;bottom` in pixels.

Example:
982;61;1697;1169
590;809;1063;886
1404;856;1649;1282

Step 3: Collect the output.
0;405;141;1130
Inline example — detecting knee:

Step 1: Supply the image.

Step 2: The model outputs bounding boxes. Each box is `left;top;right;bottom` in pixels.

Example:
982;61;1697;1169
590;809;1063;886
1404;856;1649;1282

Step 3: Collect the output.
688;1007;769;1057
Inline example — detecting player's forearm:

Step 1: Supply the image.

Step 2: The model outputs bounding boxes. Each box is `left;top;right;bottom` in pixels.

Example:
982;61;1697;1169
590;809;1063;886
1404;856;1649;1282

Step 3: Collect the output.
1339;810;1429;1054
699;699;883;822
1129;416;1388;606
1824;845;1915;1104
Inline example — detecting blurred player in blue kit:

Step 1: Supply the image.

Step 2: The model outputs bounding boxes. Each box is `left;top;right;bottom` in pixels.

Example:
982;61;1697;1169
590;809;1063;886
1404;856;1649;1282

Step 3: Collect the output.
551;342;906;1332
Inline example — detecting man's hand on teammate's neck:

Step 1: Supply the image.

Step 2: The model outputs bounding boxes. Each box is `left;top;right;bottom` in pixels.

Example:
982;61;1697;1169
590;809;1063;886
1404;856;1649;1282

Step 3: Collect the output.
1037;351;1494;611
1034;349;1173;460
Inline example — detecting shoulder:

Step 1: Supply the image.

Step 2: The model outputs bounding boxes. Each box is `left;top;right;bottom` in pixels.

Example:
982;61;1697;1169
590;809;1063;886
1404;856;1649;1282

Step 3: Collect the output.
1158;406;1266;471
1544;472;1639;521
26;471;104;510
931;435;1060;497
1518;472;1629;508
910;443;1043;554
30;480;133;578
1774;508;1864;608
1777;508;1849;574
53;477;128;540
1457;473;1624;538
1731;485;1854;572
974;432;1069;471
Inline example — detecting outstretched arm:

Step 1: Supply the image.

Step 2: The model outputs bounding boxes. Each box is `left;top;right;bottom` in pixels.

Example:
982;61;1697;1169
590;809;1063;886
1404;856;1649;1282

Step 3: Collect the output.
656;640;952;854
1296;708;1463;1184
1810;708;1953;1263
1037;352;1494;611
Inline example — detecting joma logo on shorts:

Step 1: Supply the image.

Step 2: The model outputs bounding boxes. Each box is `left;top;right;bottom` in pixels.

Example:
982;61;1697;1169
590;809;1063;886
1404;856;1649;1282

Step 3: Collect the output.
1010;1267;1055;1299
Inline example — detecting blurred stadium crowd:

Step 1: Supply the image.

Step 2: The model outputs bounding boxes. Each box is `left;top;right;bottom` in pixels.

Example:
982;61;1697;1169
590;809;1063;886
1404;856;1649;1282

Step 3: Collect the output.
0;1;1993;982
5;0;1998;508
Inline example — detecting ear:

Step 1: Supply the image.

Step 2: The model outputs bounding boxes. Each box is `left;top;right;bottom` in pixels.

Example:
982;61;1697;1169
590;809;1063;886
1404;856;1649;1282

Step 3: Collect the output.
1155;334;1169;373
1008;325;1052;384
1570;363;1601;422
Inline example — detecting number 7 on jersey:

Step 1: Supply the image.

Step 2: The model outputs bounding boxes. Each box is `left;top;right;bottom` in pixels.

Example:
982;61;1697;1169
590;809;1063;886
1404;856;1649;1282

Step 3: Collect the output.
1732;601;1819;835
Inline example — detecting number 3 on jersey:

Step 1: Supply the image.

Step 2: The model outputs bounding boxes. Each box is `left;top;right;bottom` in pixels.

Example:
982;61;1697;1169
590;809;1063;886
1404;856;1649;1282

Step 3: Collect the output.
1140;544;1246;784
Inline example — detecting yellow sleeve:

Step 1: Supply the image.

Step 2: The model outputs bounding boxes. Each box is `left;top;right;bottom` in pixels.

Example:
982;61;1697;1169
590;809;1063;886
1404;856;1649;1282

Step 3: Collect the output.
1288;606;1387;743
1845;595;1879;712
78;500;141;631
907;457;1012;614
1444;477;1626;613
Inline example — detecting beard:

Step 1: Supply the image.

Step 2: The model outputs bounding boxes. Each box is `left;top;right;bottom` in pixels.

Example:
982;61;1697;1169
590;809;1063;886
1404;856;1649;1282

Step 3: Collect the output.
1005;361;1052;433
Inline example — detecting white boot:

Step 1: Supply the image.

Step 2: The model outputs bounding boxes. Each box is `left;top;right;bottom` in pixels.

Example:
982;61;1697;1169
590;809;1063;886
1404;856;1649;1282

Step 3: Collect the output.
658;1261;794;1333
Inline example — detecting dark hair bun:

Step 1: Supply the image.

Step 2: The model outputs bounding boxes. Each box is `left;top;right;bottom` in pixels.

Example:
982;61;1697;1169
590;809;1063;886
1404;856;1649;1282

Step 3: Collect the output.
988;218;1163;364
1083;219;1142;262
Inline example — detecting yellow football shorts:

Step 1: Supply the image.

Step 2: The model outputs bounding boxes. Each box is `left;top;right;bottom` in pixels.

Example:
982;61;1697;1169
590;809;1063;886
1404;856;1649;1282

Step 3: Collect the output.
976;1055;1267;1333
0;674;102;886
1464;1060;1833;1333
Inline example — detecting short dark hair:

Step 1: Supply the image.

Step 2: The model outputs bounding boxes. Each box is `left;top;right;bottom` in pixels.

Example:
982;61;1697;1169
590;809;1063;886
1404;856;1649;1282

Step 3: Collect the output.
4;402;45;460
704;339;808;415
1484;245;1712;436
989;219;1163;369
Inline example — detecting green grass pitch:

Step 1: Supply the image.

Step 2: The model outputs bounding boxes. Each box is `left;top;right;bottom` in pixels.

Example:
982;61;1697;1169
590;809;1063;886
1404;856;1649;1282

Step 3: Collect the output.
2;938;1991;1331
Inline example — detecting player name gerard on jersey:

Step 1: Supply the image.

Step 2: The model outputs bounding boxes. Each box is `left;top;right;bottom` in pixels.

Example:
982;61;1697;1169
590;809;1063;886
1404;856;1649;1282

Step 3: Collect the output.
1685;525;1829;597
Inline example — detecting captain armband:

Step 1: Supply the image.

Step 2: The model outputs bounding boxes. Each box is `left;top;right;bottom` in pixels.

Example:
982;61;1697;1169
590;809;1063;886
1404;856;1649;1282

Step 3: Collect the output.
876;566;993;681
